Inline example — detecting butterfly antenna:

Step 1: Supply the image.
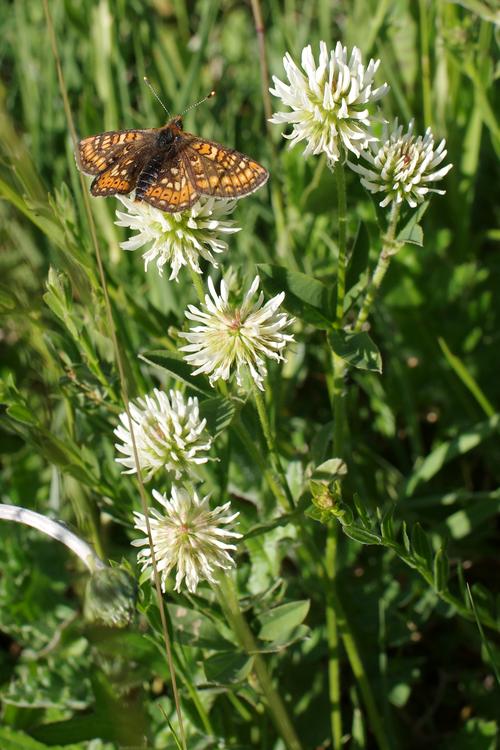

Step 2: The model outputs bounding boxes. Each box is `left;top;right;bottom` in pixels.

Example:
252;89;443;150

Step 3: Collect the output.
143;77;171;118
182;90;216;116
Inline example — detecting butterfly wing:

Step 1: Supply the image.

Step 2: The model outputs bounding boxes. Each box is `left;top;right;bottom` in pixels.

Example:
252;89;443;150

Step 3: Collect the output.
77;129;151;176
181;135;269;199
90;150;151;196
136;149;199;212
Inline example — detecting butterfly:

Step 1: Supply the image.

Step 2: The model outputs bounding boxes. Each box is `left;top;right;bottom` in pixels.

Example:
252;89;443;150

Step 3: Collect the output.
76;115;269;213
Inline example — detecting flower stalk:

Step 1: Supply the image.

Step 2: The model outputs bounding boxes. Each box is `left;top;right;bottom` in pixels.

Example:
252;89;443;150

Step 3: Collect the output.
325;148;350;747
252;385;295;510
334;161;348;325
216;572;303;750
326;527;342;747
355;202;401;331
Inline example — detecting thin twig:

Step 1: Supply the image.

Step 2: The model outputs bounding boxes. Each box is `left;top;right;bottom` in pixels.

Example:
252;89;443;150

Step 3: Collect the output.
42;3;186;746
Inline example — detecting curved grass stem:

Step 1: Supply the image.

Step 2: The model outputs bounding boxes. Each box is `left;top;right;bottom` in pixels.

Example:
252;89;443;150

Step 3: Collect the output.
42;4;186;746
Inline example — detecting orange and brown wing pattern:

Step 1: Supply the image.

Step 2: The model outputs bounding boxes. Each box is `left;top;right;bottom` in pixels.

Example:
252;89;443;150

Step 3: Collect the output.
182;136;269;199
90;147;150;196
138;154;199;212
77;129;150;175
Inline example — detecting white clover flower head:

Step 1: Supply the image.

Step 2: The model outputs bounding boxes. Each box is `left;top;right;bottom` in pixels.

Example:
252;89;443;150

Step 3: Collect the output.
115;195;240;281
179;275;295;391
114;388;212;481
348;119;453;208
132;486;242;593
270;40;389;166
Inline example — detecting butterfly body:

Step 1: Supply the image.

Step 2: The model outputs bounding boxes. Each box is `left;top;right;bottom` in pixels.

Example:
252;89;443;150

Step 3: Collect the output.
77;116;268;213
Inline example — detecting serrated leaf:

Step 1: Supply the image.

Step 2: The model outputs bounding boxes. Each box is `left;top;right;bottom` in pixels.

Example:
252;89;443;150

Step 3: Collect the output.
258;264;333;328
257;600;310;641
328;330;382;373
341;525;381;545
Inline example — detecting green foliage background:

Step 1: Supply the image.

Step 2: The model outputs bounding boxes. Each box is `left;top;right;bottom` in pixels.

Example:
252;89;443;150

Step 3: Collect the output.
0;0;499;748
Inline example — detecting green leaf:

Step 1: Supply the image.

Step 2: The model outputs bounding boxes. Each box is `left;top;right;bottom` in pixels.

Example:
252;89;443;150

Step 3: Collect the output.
402;521;411;553
166;604;235;650
404;415;500;496
397;202;428;246
203;651;253;684
328;330;382;373
258;624;310;651
466;584;500;686
257;600;310;641
200;396;237;437
438;337;495;418
380;508;395;542
311;458;348;481
258;264;333;328
345;221;370;311
443;498;500;540
341;525;382;545
411;523;433;567
433;548;449;593
451;717;498;750
0;727;94;750
6;404;37;426
139;350;212;396
0;728;48;749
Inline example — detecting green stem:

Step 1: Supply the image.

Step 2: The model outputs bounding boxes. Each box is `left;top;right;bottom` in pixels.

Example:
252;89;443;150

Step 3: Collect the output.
419;0;432;129
325;157;349;746
217;573;303;750
188;267;206;305
326;526;342;748
334;161;348;325
355;203;401;332
253;385;295;510
332;589;391;750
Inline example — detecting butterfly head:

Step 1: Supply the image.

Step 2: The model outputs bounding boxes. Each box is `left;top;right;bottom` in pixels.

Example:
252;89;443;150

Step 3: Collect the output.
168;115;183;132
